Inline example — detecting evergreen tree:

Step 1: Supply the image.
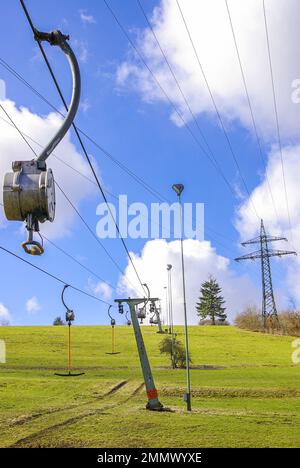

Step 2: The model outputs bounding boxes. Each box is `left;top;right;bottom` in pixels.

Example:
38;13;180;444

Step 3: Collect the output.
53;316;64;326
196;276;227;324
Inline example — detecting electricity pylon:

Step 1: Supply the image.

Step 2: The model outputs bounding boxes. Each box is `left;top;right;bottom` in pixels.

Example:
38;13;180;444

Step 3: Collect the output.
235;219;297;322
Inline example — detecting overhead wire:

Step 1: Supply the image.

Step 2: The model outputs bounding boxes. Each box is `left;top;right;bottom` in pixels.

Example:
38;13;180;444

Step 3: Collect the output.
262;0;293;244
175;0;260;220
0;55;167;203
0;109;239;262
0;58;240;247
224;0;279;224
0;102;142;296
0;244;112;305
103;0;238;198
20;0;146;296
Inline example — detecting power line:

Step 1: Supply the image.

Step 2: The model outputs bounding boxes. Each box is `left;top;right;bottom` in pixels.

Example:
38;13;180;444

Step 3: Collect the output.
175;0;260;220
41;233;116;290
136;0;237;196
0;55;167;203
20;0;146;296
0;57;240;248
0;99;142;296
0;110;239;263
0;244;112;306
262;0;293;244
54;180;142;294
0;103;37;157
0;114;117;201
103;0;238;198
224;0;279;224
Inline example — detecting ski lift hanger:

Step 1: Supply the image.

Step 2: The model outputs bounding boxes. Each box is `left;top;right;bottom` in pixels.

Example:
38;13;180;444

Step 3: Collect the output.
3;29;81;256
107;304;116;327
55;284;84;377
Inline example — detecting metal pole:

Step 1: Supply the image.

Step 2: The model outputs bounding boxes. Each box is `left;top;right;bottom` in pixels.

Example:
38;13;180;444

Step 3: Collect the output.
173;185;192;411
115;298;163;411
112;325;115;354
68;323;71;373
164;286;168;327
167;264;175;368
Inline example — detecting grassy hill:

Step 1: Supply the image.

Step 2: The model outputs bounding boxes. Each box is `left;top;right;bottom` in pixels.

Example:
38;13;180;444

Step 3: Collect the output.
0;325;299;447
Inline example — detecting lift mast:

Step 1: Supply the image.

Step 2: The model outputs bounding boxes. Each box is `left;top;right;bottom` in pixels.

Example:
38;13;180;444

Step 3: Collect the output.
115;286;163;411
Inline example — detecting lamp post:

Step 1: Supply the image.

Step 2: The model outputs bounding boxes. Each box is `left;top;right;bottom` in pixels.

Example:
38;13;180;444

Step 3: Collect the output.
172;183;191;411
167;264;173;335
167;264;175;368
163;286;168;329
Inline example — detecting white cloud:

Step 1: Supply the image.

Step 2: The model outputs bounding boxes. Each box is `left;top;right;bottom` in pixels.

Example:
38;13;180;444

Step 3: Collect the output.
0;303;11;325
236;144;300;307
117;239;258;324
72;39;89;63
116;0;300;141
236;144;300;240
80;98;91;114
26;296;41;314
115;0;300;308
0;96;97;240
88;279;113;301
0;79;6;100
79;10;96;25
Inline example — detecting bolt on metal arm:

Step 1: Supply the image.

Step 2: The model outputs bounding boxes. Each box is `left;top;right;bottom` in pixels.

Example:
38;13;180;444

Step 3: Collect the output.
34;29;81;164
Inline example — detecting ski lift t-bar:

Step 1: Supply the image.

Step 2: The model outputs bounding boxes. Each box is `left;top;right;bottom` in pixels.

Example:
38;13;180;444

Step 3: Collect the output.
3;29;81;256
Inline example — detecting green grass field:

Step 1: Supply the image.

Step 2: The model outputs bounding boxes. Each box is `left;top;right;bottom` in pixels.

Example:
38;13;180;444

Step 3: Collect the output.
0;325;299;448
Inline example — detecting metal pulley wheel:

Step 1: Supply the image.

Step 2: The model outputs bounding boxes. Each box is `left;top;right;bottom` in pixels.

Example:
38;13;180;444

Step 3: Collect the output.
3;160;56;223
2;29;81;255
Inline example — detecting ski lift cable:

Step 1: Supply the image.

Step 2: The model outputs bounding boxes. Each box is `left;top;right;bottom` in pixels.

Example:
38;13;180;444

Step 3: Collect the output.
0;244;112;306
0;114;119;201
0;62;241;247
0;102;142;296
0;55;167;204
19;0;146;297
41;234;116;291
54;181;145;296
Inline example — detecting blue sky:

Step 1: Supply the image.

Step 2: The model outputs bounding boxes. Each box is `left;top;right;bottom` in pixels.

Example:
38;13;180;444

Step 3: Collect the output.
0;0;298;326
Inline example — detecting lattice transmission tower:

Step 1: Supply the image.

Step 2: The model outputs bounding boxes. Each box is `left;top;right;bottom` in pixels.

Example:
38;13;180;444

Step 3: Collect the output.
235;219;297;320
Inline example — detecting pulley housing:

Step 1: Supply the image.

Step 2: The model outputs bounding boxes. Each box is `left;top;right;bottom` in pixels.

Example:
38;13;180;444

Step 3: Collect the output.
2;29;81;255
3;160;55;223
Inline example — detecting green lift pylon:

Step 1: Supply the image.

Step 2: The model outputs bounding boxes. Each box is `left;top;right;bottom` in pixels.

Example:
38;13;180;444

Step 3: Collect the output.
115;285;164;411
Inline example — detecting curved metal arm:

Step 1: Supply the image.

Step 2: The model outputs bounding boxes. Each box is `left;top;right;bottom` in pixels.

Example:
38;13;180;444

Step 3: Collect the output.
143;283;150;307
107;305;113;321
61;284;71;312
34;30;81;163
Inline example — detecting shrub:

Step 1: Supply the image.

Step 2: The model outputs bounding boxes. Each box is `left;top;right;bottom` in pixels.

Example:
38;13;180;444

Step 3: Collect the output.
199;319;229;326
235;306;300;336
159;335;191;369
53;316;64;326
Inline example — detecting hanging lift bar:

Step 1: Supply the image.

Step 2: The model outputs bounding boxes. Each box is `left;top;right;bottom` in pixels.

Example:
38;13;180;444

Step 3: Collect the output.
55;284;84;377
106;305;120;355
3;29;81;255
